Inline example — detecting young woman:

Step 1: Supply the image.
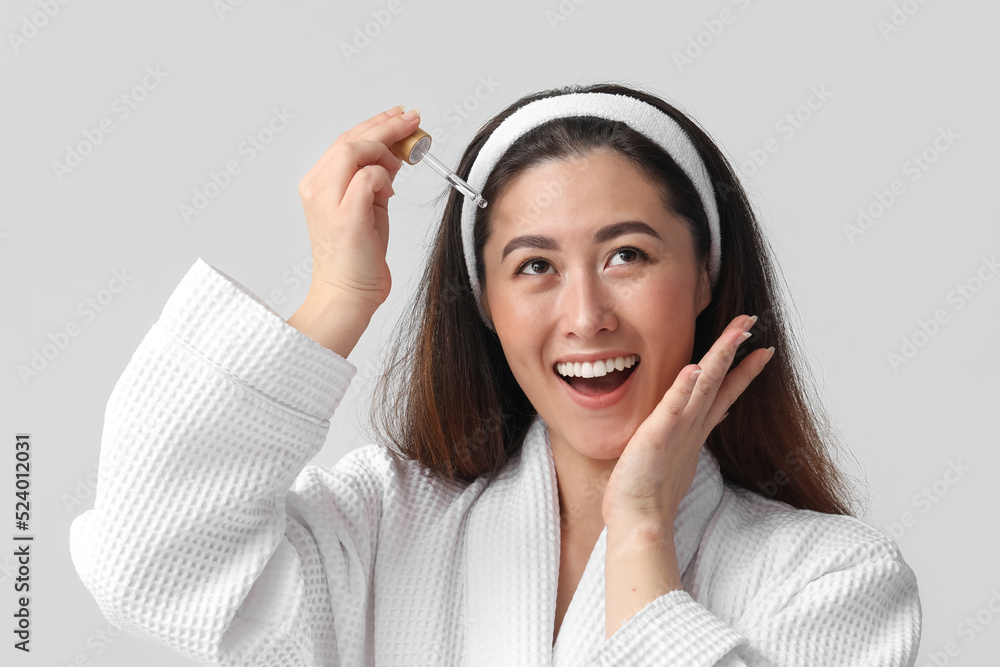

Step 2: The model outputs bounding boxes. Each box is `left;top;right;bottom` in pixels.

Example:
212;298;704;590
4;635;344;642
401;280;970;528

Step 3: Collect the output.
69;83;921;666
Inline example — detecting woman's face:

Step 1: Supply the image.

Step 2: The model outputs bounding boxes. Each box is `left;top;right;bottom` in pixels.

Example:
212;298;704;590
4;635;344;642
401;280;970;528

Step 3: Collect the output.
480;149;712;462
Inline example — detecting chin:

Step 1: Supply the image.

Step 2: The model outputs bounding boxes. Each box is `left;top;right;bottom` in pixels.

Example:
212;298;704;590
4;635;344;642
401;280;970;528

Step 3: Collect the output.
563;424;632;461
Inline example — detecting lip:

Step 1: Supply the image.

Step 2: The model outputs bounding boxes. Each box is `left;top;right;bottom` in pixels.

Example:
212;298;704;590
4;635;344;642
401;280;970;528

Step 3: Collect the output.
556;359;639;410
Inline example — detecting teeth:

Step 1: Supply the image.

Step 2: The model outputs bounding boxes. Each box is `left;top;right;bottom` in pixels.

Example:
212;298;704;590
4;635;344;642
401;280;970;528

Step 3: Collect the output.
556;355;638;378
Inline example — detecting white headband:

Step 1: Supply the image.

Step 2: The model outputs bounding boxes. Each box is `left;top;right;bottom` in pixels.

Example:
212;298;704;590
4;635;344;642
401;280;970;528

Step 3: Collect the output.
460;92;721;332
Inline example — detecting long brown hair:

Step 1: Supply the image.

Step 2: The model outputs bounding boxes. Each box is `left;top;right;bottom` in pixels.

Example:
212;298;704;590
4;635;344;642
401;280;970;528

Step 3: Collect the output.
367;82;861;517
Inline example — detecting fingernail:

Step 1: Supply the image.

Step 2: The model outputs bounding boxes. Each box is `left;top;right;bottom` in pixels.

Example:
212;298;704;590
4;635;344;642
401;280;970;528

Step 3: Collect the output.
402;106;420;120
389;104;405;115
743;314;758;332
764;346;775;362
691;369;702;378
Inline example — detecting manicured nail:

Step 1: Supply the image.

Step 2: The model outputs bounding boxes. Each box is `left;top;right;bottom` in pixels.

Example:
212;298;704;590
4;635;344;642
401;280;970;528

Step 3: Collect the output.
389;104;405;115
402;106;421;120
764;346;775;362
743;314;758;332
691;369;702;379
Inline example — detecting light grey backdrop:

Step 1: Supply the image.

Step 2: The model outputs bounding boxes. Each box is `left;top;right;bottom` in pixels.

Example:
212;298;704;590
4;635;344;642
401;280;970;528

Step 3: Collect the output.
3;0;997;664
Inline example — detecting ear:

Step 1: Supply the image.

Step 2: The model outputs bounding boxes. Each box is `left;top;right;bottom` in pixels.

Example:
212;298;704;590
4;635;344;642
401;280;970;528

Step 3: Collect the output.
695;263;712;316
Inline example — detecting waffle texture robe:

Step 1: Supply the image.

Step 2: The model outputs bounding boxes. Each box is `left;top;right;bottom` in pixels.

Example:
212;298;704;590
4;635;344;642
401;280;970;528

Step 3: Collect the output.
69;258;922;666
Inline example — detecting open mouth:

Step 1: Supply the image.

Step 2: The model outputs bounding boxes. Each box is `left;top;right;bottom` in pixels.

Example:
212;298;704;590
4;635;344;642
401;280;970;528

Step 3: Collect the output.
554;356;640;396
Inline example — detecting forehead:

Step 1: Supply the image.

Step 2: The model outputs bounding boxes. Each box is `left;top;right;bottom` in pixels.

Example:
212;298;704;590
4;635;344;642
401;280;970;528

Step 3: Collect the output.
486;151;674;237
490;152;665;224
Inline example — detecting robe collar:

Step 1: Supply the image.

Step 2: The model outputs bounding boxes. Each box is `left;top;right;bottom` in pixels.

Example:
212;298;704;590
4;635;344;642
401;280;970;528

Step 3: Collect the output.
465;413;726;666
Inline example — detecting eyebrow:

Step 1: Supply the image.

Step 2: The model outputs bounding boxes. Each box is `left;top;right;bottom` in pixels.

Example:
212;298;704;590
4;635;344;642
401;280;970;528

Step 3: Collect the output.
499;221;663;263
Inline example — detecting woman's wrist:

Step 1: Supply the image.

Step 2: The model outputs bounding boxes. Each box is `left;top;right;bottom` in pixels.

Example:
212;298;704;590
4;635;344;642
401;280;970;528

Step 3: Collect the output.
604;520;682;638
286;287;378;359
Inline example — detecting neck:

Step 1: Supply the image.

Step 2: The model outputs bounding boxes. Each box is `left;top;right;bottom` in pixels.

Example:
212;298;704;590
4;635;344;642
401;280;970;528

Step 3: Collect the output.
549;431;615;547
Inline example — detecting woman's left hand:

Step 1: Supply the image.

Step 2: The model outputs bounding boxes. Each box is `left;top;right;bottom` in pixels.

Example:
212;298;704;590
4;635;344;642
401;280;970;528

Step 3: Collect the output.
601;314;774;532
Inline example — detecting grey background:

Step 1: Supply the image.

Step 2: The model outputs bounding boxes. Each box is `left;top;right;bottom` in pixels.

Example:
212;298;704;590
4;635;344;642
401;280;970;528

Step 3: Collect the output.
3;0;997;664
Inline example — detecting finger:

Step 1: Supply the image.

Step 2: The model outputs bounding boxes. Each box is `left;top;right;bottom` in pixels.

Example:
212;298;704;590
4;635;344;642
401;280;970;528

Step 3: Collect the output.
304;138;406;208
301;108;413;197
704;346;774;426
688;315;754;416
354;110;422;178
341;104;405;142
341;163;393;228
327;111;421;196
341;137;408;195
636;364;703;445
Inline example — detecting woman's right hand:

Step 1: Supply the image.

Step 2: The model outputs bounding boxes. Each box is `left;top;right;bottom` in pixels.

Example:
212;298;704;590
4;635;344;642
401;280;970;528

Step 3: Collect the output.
297;104;421;314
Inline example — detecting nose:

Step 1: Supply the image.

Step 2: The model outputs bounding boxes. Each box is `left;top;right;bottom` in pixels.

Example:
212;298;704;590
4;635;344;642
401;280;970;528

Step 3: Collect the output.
559;271;618;339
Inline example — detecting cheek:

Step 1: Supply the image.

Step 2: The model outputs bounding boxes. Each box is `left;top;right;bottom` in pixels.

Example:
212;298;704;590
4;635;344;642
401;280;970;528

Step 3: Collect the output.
637;286;691;326
641;285;701;366
644;271;702;316
487;286;541;329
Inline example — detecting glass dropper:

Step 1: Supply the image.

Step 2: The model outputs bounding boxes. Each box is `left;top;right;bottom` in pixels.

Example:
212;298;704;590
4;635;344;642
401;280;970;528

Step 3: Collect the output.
390;127;488;208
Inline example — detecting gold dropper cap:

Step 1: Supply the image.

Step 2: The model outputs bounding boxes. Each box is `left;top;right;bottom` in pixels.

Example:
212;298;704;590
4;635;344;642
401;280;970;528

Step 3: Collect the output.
390;127;432;165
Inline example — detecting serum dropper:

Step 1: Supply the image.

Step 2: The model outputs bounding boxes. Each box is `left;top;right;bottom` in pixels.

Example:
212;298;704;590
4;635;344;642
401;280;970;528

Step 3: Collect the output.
390;122;487;208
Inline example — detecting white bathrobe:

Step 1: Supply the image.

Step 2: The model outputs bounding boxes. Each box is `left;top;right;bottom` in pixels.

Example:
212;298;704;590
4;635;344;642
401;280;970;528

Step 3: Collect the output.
69;258;922;666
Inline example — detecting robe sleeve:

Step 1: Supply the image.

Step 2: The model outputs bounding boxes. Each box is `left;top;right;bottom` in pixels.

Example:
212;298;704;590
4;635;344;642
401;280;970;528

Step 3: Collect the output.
585;536;921;666
68;258;383;666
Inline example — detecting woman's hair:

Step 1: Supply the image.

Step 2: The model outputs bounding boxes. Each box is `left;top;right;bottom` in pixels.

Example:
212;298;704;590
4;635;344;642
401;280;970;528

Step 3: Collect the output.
367;81;862;517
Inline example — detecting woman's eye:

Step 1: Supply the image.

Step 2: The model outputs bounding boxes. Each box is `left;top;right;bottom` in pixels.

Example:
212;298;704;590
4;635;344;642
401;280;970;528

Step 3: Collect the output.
609;247;644;266
515;248;648;275
516;259;553;275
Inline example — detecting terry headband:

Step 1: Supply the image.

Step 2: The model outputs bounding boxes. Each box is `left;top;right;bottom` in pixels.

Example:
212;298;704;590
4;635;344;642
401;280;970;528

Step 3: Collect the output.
460;92;721;332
